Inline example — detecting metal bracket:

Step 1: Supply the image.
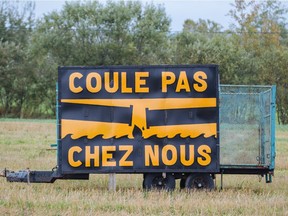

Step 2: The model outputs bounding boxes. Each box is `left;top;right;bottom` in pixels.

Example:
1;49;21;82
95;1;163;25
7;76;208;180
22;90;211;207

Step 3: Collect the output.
265;173;272;183
220;170;224;190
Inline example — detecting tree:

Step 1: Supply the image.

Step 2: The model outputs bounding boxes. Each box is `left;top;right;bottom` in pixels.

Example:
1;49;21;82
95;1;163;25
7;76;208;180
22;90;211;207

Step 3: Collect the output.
0;1;34;44
32;0;171;65
228;0;288;124
0;1;35;118
183;19;223;33
27;0;171;117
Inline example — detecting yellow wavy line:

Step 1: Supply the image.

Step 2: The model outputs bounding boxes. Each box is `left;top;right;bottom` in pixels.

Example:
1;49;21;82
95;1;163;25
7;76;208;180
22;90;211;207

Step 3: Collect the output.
61;119;217;140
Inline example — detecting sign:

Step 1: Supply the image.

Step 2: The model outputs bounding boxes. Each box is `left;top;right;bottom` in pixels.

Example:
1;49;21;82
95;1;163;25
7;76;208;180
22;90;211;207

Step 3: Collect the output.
58;65;219;174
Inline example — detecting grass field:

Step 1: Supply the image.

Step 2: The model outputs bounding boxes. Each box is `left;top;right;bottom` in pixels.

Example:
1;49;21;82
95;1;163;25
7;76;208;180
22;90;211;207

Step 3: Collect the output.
0;119;287;215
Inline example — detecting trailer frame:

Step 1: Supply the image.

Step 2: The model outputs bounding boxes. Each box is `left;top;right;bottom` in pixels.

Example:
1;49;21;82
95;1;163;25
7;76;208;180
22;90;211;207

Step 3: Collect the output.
2;66;276;190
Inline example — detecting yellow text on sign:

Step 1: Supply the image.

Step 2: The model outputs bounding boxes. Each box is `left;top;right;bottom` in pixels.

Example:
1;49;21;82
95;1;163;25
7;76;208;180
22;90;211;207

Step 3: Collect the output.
68;71;208;94
67;144;212;168
161;71;207;93
145;144;211;167
69;71;149;94
68;145;133;168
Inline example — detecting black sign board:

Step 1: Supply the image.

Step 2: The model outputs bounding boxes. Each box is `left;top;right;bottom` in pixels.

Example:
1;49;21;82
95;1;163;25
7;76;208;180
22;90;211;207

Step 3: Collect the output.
58;65;219;174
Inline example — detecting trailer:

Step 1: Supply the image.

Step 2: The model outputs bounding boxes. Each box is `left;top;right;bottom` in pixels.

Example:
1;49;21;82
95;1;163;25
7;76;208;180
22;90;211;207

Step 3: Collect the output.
2;65;276;190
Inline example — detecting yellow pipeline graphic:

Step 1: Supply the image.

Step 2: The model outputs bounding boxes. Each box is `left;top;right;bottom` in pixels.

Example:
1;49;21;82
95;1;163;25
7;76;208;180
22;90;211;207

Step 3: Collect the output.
61;98;217;139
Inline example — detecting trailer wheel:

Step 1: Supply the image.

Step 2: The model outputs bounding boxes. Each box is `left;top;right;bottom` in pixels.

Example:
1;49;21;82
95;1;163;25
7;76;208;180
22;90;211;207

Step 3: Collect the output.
185;173;214;190
143;173;175;191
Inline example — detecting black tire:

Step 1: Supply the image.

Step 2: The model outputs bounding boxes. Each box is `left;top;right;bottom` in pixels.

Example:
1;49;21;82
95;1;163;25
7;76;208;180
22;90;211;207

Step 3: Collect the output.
180;178;186;189
185;173;214;190
143;173;175;191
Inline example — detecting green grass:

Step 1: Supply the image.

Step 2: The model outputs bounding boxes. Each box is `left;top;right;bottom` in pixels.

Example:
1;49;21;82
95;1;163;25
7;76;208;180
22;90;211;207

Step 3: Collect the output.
0;120;287;215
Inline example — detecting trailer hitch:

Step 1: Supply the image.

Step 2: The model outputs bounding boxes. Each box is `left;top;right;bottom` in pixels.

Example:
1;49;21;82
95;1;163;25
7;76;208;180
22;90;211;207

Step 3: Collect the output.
1;168;57;183
1;168;89;183
0;168;8;178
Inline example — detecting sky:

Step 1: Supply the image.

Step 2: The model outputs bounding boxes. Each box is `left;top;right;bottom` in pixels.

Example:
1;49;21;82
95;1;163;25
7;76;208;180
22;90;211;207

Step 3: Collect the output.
33;0;234;32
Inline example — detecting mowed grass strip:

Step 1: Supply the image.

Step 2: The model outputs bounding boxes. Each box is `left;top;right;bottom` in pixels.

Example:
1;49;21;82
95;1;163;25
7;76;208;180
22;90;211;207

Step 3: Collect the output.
0;120;287;215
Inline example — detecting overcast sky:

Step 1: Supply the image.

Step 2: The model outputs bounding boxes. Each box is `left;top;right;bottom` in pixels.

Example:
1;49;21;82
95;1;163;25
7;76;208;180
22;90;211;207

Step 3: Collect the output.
34;0;234;32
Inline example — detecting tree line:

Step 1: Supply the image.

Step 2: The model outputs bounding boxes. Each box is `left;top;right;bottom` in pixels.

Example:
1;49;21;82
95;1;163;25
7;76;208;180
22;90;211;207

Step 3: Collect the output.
0;0;287;124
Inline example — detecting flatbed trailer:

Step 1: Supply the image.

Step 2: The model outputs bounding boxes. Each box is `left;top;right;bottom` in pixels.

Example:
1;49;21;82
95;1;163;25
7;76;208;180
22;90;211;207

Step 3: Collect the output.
2;65;276;190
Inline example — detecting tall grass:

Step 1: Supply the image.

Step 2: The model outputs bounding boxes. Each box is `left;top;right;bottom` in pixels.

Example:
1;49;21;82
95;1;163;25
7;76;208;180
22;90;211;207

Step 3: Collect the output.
0;120;287;215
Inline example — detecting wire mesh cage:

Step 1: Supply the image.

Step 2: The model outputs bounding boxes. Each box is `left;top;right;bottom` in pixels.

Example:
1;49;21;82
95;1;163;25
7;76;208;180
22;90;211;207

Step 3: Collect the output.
219;85;275;167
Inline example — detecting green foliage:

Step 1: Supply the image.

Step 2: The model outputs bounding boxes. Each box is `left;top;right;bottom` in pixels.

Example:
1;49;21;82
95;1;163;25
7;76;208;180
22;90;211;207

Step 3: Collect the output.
171;0;288;123
183;19;223;33
25;0;171;118
0;0;288;123
0;1;34;44
32;0;171;65
227;0;288;123
0;1;37;118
